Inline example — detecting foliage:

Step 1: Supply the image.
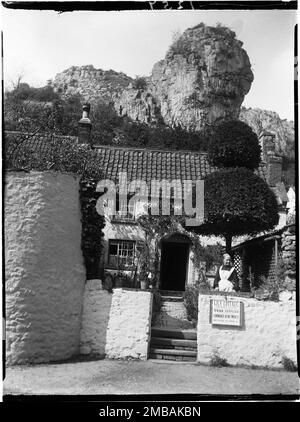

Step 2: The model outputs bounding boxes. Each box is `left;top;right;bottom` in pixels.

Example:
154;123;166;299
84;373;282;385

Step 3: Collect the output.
5;133;104;180
5;82;60;102
168;36;192;59
151;288;162;325
186;168;279;253
80;179;106;279
209;352;229;367
282;356;297;372
4;81;212;152
183;284;201;322
190;240;223;272
137;209;184;286
208;120;261;170
132;76;147;91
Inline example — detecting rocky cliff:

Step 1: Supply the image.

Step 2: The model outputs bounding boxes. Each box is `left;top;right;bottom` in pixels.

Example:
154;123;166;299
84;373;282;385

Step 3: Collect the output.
53;23;253;130
239;107;294;159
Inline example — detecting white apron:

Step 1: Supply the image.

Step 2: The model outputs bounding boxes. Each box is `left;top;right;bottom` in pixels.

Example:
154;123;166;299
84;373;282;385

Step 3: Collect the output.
218;266;235;292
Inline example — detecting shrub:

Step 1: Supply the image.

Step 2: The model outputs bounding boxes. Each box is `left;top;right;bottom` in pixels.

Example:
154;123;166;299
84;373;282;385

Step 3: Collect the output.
183;284;201;322
152;288;162;325
209;351;229;367
208;120;261;170
282;356;297;372
132;76;147;91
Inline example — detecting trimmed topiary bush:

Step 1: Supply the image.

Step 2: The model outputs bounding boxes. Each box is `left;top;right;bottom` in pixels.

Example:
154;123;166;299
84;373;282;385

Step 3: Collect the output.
208;120;261;169
187;167;279;253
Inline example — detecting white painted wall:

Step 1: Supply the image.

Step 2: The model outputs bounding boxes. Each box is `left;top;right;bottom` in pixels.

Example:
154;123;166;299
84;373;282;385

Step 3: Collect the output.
197;293;297;368
105;289;153;360
5;171;86;365
80;279;112;356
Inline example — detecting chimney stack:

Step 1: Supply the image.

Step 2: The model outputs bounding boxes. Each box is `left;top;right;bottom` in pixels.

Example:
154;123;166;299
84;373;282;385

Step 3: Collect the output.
259;131;276;161
259;131;282;187
266;152;283;187
78;103;92;145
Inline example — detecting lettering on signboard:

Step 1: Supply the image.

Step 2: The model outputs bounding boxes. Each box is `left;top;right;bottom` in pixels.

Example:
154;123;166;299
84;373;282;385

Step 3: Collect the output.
211;298;242;326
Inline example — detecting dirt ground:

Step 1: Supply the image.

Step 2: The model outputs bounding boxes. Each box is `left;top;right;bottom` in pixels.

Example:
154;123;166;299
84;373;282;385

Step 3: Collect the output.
3;358;299;396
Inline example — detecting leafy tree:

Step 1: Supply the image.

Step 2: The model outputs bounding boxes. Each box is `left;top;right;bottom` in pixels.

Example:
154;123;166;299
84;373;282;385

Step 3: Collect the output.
208;120;261;169
187;168;279;254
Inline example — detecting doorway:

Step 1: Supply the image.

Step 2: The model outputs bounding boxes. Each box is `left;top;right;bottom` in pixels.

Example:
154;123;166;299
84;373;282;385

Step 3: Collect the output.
160;240;189;291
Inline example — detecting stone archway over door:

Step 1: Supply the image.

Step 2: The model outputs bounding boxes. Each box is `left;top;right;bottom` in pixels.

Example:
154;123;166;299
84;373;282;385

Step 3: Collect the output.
160;237;190;291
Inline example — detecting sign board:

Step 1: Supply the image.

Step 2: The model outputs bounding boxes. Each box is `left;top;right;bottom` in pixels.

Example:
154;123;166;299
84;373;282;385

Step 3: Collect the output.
211;298;242;326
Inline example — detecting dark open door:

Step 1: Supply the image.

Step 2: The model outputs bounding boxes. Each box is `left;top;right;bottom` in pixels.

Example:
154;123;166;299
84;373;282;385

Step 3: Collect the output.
160;241;189;291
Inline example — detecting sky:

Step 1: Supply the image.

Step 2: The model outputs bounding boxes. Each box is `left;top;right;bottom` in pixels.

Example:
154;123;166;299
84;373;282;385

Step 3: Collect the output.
1;6;296;120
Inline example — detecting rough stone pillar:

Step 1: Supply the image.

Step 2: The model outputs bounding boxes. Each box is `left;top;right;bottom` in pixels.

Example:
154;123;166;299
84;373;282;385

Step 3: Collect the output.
281;224;296;291
5;171;86;365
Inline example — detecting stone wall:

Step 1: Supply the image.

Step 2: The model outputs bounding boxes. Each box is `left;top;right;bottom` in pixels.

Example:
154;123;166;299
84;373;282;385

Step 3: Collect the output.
197;293;297;368
105;289;152;360
281;225;296;291
5;171;86;365
80;280;112;356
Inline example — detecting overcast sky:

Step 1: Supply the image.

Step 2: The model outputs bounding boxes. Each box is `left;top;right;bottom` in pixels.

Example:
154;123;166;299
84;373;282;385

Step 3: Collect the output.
1;7;296;120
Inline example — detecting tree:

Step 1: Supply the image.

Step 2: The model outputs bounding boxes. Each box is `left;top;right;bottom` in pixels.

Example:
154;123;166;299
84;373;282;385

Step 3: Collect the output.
187;167;279;254
208;120;261;169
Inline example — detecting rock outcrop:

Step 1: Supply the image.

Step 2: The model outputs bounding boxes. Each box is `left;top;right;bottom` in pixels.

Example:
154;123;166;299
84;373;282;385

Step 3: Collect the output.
53;23;253;130
239;107;294;159
148;23;253;130
52;64;132;103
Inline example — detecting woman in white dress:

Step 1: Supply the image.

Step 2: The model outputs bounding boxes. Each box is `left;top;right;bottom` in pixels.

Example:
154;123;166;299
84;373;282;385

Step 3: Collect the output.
213;253;240;292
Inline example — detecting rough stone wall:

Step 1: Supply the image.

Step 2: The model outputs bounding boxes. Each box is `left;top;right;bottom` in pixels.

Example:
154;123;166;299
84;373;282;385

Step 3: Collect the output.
5;171;86;365
80;280;112;356
197;293;297;368
105;289;152;360
281;225;296;291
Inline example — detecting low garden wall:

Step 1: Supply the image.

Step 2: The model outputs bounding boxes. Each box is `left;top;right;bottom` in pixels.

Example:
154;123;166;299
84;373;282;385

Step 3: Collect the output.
5;171;86;365
105;289;153;360
80;279;112;356
197;292;297;369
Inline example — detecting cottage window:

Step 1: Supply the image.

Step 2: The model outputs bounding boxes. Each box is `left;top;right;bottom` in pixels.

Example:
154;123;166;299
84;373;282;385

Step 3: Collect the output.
108;240;136;268
112;195;136;221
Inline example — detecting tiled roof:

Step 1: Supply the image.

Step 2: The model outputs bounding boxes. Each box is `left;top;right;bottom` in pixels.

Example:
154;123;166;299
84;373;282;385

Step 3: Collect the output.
4;132;268;184
94;144;267;184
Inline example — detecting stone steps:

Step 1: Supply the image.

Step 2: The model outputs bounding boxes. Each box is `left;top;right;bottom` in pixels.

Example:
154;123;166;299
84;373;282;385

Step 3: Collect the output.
151;337;197;348
161;296;184;302
153;292;193;329
160;290;184;297
151;327;197;340
150;328;197;362
149;348;197;362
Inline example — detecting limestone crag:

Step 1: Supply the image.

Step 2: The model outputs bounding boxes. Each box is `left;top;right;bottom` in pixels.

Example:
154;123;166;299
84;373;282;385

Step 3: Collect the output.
52;23;253;130
52;64;132;103
149;24;253;130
